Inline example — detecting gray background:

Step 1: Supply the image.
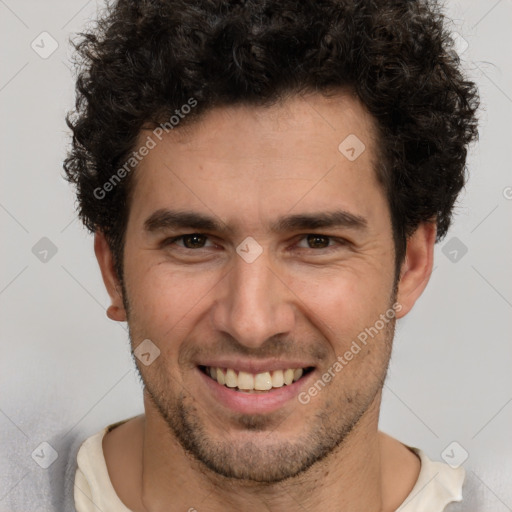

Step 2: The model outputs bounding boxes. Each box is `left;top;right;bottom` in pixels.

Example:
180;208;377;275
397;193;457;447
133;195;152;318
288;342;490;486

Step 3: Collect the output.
1;0;511;509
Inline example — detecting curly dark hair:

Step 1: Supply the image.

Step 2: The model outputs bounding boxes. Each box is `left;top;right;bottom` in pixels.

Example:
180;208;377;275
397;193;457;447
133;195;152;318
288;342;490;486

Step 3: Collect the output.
64;0;479;282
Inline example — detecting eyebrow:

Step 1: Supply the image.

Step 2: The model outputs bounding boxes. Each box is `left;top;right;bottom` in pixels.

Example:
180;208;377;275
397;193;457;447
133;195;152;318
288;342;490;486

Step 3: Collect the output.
143;209;367;234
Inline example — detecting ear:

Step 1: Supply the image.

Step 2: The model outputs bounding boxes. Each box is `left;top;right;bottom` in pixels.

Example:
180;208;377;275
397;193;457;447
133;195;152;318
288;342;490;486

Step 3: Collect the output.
395;222;436;318
94;231;127;322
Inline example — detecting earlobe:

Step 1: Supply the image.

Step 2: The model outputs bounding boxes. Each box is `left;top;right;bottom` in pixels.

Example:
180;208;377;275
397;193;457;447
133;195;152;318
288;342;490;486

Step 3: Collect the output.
94;231;127;322
395;222;436;318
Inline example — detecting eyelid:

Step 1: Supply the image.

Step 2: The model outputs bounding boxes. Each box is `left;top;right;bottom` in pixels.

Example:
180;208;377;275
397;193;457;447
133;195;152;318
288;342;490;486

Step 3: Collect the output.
293;234;349;251
161;233;216;249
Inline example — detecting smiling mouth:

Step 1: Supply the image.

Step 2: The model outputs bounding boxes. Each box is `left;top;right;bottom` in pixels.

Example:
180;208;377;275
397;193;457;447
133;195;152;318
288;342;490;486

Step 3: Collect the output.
199;365;314;393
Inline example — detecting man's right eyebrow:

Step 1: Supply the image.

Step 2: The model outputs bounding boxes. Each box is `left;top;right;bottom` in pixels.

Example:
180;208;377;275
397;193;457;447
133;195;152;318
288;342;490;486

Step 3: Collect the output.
143;209;230;234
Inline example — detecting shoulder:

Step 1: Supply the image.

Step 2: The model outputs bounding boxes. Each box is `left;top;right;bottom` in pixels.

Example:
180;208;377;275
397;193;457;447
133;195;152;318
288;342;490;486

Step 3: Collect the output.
75;415;143;512
443;468;509;511
396;446;509;512
397;447;465;511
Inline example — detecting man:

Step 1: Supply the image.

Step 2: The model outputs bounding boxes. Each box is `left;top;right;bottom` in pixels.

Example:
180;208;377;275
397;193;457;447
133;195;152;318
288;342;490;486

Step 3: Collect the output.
61;0;480;510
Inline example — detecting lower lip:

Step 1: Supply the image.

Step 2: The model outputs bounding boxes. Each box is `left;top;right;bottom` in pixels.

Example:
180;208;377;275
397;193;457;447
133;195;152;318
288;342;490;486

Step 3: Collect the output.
197;367;314;415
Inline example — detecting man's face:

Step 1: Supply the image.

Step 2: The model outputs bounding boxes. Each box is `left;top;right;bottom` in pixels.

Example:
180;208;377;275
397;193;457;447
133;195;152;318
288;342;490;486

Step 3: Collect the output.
121;92;399;482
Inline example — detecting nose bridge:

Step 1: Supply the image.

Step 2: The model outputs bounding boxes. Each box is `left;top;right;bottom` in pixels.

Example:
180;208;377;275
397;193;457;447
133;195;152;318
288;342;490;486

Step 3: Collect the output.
212;252;294;348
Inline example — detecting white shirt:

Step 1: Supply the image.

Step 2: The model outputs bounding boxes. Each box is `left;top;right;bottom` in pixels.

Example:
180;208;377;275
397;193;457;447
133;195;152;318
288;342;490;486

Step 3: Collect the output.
74;419;465;512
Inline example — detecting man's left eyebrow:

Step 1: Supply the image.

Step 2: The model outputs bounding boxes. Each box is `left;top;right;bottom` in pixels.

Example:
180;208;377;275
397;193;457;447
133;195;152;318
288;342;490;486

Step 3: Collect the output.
270;210;368;233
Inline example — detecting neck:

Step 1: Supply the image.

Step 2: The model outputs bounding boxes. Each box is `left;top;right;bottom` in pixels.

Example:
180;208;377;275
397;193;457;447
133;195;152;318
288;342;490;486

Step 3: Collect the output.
139;392;392;512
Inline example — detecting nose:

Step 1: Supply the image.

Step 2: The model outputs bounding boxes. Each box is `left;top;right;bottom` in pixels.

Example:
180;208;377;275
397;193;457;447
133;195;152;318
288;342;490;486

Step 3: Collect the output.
210;251;296;349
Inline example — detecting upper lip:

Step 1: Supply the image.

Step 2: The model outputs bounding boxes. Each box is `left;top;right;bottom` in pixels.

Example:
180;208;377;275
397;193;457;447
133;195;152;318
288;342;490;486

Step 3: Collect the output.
198;359;314;374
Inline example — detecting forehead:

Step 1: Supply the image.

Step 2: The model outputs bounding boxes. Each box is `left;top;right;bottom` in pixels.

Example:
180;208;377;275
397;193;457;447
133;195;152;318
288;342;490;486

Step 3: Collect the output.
128;91;387;232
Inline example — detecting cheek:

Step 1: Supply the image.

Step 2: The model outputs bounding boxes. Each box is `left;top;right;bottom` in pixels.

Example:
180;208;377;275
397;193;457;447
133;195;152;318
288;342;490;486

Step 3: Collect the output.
125;261;220;336
289;266;391;334
290;266;391;312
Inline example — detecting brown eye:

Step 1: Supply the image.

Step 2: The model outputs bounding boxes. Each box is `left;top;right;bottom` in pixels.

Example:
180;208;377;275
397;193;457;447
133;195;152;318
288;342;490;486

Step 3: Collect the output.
305;234;331;249
181;233;208;248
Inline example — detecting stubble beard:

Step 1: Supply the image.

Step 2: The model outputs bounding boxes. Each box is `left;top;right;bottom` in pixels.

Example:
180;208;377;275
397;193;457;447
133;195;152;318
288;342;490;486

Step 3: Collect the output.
123;272;397;484
131;325;394;484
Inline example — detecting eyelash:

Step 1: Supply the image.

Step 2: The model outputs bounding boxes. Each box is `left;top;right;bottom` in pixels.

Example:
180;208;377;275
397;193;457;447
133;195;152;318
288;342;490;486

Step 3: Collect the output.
162;233;348;252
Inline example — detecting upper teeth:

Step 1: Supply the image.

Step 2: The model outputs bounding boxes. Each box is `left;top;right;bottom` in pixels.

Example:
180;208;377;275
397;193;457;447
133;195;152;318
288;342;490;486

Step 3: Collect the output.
207;367;304;391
